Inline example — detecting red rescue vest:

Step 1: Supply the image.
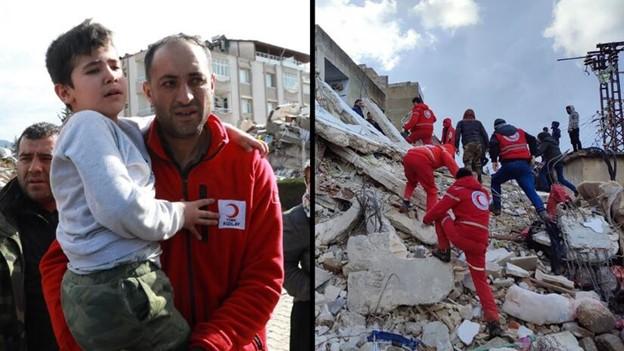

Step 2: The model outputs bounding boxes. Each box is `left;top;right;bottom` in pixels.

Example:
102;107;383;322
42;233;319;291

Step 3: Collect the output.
495;128;531;160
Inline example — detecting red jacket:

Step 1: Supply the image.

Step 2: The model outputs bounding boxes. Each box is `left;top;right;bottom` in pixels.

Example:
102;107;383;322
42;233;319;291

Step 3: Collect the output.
423;175;490;243
403;103;436;133
40;115;284;351
404;145;459;176
495;128;531;161
441;118;455;145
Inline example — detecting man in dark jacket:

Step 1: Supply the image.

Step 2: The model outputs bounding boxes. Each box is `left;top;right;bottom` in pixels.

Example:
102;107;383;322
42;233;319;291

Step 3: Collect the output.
352;98;365;117
282;161;311;351
550;121;561;145
537;131;577;195
489;119;548;220
1;122;60;351
454;109;489;182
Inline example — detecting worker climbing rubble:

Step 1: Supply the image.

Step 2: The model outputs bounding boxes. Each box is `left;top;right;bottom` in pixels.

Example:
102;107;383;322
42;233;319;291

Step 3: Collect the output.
400;143;459;215
402;96;437;145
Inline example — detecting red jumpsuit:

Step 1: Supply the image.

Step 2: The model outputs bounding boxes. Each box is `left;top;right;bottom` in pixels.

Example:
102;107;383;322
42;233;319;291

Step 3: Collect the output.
441;117;455;145
423;175;499;322
403;103;436;144
403;144;459;210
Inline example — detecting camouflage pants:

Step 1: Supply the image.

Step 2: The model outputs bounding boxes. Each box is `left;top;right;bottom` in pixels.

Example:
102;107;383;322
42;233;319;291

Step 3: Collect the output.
61;261;189;351
463;142;483;180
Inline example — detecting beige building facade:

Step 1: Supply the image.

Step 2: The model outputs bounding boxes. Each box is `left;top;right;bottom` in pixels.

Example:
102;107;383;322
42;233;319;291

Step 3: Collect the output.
122;36;310;127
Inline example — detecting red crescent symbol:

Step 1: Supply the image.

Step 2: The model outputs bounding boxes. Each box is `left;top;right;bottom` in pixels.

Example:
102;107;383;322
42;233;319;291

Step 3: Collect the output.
226;204;239;218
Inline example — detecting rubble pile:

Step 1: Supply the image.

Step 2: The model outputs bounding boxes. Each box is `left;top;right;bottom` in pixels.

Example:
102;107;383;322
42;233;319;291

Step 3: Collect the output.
257;103;310;179
0;148;15;188
314;78;624;350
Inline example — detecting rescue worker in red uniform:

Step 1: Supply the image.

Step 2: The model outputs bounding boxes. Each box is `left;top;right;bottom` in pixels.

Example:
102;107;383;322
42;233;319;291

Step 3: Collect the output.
441;117;455;145
489;118;548;221
40;34;282;351
402;96;436;144
423;168;503;339
400;144;459;214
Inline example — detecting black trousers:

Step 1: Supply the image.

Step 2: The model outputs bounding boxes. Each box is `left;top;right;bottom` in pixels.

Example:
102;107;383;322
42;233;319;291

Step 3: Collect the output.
290;301;311;351
569;128;582;151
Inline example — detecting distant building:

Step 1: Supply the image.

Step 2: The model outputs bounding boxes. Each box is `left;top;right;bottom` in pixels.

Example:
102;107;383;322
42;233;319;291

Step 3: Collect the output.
121;36;310;127
315;25;422;130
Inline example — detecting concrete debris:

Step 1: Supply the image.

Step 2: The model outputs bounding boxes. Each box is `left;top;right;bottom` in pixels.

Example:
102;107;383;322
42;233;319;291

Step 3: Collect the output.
535;269;575;289
314;79;623;351
533;331;582;350
457;319;480;345
507;255;538;271
562;321;594;338
502;285;575;325
575;298;616;334
505;262;530;278
579;337;599;351
421;321;452;351
594;333;624;351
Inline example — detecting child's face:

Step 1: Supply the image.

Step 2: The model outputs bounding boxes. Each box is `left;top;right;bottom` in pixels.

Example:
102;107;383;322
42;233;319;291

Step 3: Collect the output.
58;44;127;120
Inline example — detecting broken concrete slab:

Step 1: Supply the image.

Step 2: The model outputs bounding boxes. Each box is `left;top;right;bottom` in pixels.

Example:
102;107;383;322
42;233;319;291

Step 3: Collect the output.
343;232;408;274
505;262;530;278
560;214;619;261
486;248;515;264
347;257;453;314
507;255;538;271
533;331;582;350
502;285;575;325
316;198;361;246
562;322;594;338
535;269;575;289
315;267;332;289
422;321;452;351
385;208;437;245
579;337;599;351
457;320;480;345
594;333;624;351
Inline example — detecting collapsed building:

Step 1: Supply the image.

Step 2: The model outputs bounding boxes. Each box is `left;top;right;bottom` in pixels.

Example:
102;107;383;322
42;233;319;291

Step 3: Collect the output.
314;77;624;351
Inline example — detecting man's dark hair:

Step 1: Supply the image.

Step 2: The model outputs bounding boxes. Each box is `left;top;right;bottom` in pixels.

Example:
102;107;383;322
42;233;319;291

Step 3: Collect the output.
16;122;60;154
455;167;473;179
45;19;114;87
144;33;211;82
412;96;423;104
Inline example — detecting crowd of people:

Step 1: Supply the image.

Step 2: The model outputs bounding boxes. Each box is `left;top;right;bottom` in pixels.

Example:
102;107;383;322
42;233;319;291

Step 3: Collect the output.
353;95;582;339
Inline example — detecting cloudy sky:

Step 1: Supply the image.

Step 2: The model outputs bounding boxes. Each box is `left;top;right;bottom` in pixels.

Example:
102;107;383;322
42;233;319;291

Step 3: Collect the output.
0;0;310;142
316;0;624;153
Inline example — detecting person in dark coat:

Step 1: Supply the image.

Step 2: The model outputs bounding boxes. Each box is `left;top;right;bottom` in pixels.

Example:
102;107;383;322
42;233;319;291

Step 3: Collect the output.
551;121;561;145
282;161;311;351
454;109;489;182
537;131;577;195
366;112;385;135
352;98;365;117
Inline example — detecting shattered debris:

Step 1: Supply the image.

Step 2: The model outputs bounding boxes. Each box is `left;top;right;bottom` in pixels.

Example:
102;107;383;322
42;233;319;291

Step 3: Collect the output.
314;77;624;350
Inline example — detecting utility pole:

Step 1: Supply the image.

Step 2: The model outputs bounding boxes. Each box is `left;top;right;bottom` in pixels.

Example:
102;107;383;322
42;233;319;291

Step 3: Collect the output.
558;41;624;152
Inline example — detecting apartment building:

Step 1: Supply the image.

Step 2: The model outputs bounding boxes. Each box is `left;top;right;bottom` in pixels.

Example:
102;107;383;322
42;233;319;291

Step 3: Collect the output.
122;35;310;127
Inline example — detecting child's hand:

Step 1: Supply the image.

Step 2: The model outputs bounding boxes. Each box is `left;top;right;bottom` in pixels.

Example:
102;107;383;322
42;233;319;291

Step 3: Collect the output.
182;198;219;240
224;123;270;157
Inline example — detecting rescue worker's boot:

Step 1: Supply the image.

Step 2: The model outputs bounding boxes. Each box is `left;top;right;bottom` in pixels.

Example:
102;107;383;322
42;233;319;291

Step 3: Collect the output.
485;321;504;339
432;249;451;263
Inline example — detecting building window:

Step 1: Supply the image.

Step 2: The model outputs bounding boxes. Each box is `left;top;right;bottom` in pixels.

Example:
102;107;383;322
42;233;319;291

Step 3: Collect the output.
215;95;230;113
283;72;298;92
213;58;230;80
265;73;276;88
241;98;253;114
239;69;251;84
303;83;310;95
267;101;277;114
